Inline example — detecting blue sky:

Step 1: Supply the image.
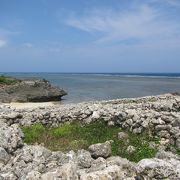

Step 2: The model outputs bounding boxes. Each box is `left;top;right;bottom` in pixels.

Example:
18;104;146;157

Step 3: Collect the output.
0;0;180;72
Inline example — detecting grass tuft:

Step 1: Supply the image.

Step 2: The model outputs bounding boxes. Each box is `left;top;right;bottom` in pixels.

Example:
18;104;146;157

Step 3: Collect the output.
22;121;158;162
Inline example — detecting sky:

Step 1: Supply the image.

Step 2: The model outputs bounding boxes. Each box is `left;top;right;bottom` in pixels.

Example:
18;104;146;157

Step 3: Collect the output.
0;0;180;72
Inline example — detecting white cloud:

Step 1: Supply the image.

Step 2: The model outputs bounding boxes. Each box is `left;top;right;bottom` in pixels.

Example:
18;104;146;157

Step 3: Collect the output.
65;5;180;44
0;39;7;48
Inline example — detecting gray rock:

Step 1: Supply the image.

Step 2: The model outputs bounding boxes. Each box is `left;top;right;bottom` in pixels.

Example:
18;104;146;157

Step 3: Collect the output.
0;79;67;103
91;111;100;119
77;149;93;168
176;138;180;149
41;163;78;180
0;147;10;164
156;150;180;161
107;120;115;126
47;151;67;165
25;171;41;180
0;123;24;153
136;157;180;179
127;145;136;154
133;127;143;134
157;130;170;139
89;157;107;172
118;132;129;141
0;172;18;180
106;156;136;177
126;119;133;126
21;145;52;164
141;120;149;128
155;124;172;131
88;141;112;158
2;112;22;120
151;118;165;125
80;165;126;180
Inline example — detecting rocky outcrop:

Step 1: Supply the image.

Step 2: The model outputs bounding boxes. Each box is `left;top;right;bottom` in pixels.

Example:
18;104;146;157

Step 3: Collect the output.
136;151;180;179
88;141;112;158
1;93;179;150
0;123;179;179
0;79;67;103
0;93;180;179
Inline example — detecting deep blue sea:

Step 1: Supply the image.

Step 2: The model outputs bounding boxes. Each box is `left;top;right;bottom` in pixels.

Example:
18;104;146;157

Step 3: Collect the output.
1;73;180;103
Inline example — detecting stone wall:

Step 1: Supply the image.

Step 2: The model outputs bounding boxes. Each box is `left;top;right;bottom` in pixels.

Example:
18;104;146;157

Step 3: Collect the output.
0;93;180;179
1;93;180;149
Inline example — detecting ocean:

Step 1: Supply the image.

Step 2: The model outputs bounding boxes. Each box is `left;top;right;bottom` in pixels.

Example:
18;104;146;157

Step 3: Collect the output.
1;73;180;103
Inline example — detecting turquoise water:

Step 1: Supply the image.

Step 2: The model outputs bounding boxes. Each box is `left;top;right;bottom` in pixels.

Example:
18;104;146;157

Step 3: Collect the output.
1;73;180;103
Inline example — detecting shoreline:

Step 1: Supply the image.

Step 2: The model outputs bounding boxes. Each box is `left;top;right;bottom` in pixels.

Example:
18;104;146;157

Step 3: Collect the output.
2;92;176;109
4;101;59;109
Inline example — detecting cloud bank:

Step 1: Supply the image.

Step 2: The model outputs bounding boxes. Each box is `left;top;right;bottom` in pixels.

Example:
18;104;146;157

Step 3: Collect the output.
65;5;180;44
0;0;180;72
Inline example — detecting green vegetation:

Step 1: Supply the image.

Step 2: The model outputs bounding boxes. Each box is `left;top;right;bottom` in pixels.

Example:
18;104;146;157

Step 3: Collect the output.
22;121;158;162
0;75;20;85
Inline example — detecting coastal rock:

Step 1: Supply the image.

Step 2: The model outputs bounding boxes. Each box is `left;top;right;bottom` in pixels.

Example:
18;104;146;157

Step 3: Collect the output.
136;157;180;179
89;157;107;172
0;123;24;153
25;171;41;180
0;79;67;103
88;141;112;158
41;163;78;180
80;165;127;180
106;156;136;177
77;149;93;168
91;111;100;119
0;93;180;179
2;112;22;120
0;172;18;180
0;147;10;164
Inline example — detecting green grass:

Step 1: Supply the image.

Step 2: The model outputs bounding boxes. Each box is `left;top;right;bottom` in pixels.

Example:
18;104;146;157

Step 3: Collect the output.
0;75;20;85
22;121;158;162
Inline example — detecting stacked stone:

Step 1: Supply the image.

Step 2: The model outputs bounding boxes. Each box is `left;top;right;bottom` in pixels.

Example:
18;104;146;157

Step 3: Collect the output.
0;118;179;179
1;94;179;150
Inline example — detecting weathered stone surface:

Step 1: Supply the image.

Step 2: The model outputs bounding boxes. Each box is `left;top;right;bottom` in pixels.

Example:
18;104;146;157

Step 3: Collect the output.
77;149;93;168
0;79;67;103
0;123;24;153
136;156;180;179
0;147;10;164
80;165;126;180
118;132;129;141
25;171;41;180
88;141;112;158
41;163;78;180
176;138;180;149
133;127;143;134
2;112;22;120
90;157;107;172
0;93;180;179
106;156;136;177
